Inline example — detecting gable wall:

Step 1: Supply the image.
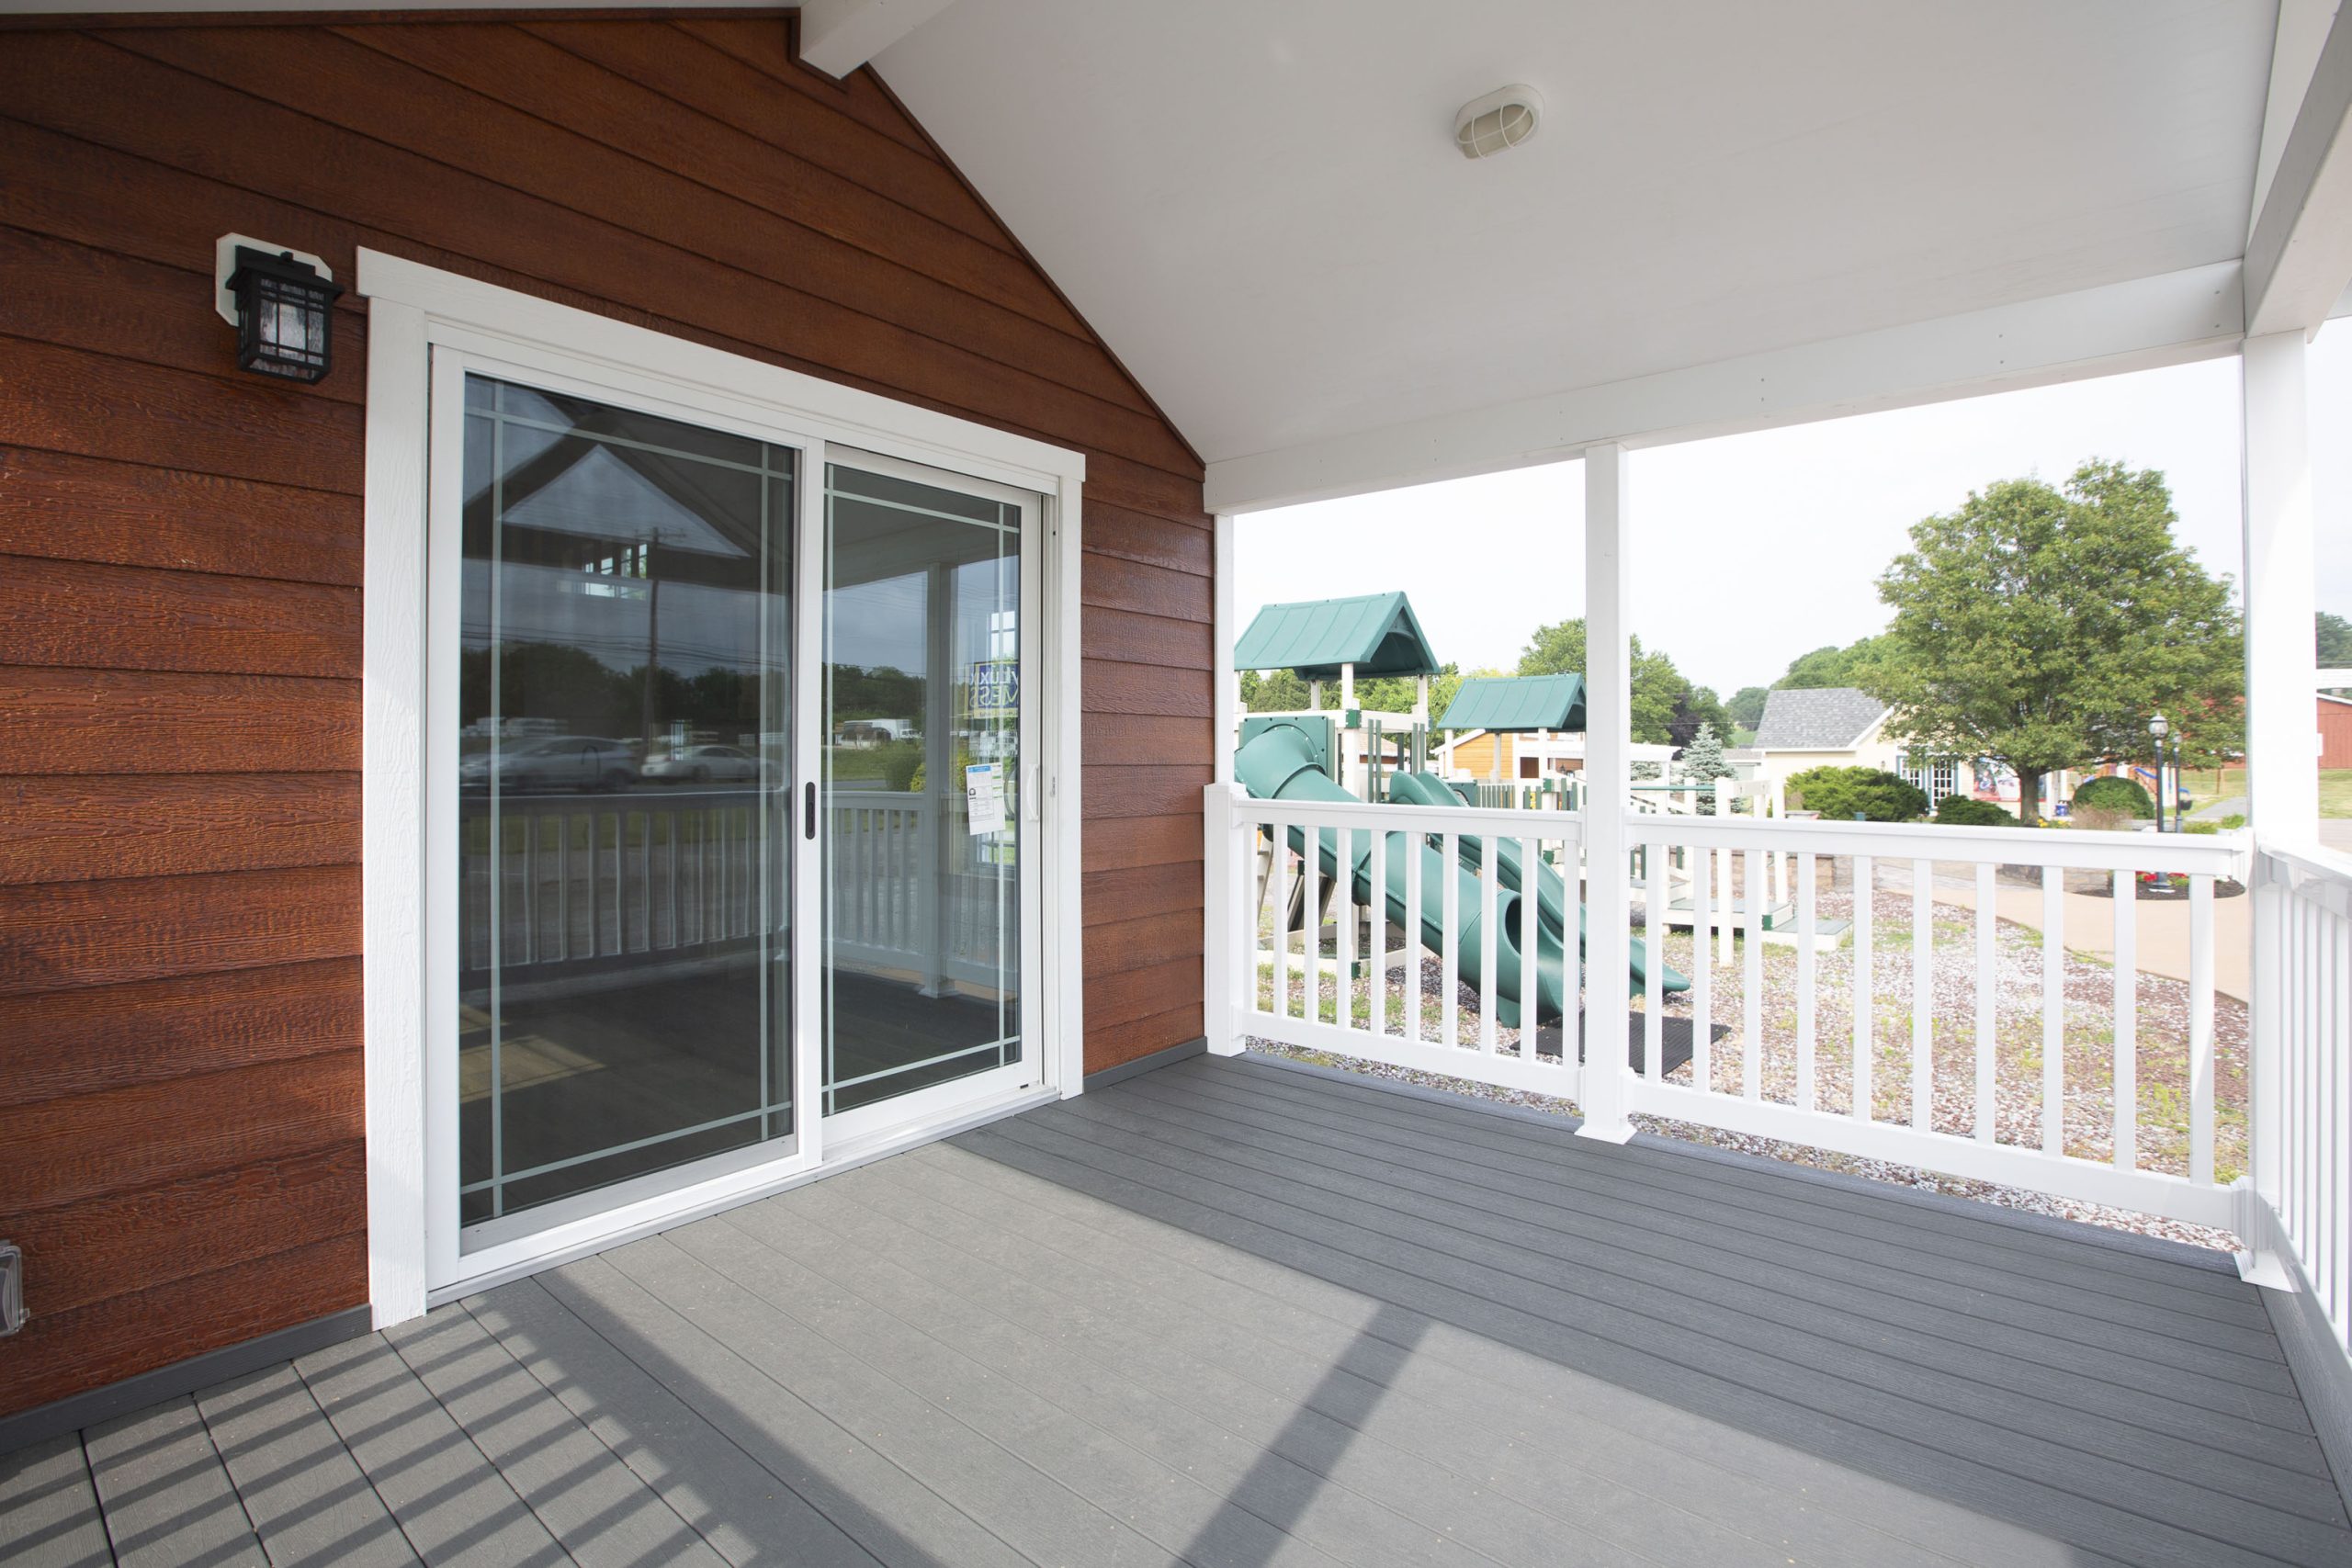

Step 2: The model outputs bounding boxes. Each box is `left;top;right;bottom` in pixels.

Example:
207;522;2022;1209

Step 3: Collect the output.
0;11;1208;1420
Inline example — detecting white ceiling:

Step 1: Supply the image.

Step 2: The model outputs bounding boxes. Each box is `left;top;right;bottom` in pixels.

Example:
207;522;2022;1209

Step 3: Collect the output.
875;0;2279;468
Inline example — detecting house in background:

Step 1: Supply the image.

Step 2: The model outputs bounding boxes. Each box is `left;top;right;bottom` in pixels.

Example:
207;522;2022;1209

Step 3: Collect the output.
2324;691;2352;767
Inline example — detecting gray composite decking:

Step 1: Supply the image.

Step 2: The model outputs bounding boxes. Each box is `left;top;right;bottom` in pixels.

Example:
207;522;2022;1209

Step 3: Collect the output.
6;1050;2348;1567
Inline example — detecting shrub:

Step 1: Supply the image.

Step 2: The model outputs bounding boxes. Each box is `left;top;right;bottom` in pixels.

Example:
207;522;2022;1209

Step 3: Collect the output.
2072;774;2154;819
1932;795;2017;827
1784;765;1928;823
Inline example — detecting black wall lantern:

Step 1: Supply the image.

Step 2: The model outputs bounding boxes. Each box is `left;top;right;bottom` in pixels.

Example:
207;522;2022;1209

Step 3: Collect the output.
213;234;341;385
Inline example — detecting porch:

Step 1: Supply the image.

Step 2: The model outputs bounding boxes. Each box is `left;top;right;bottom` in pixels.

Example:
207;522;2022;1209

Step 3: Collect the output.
7;1051;2346;1568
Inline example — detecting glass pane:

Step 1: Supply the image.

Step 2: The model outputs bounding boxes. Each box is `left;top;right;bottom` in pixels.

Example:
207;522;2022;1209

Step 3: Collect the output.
824;464;1023;1118
458;373;796;1244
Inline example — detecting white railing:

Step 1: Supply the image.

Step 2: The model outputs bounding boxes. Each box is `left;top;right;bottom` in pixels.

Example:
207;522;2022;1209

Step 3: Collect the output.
1211;792;1587;1095
1205;784;2252;1230
2247;840;2352;1369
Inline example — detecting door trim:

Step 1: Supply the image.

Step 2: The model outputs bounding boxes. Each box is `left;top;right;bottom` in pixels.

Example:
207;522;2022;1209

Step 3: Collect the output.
359;253;1087;1328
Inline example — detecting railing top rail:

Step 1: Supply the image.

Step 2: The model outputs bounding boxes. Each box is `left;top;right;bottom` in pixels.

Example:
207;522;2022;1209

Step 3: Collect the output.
2255;835;2352;886
1627;813;2248;875
1220;789;1584;839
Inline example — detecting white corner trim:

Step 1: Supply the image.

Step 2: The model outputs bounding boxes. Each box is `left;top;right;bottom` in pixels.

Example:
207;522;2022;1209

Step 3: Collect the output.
361;296;431;1330
1204;261;2243;513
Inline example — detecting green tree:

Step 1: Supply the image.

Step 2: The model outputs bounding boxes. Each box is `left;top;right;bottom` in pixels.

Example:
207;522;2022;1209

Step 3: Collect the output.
1353;661;1465;722
1725;684;1770;729
1673;721;1735;812
1778;636;1886;691
1668;684;1730;749
1239;668;1310;712
1516;619;1684;743
1867;460;2242;825
2320;610;2352;666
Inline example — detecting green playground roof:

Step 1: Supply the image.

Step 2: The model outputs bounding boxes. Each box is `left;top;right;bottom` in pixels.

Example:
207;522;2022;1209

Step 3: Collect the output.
1231;592;1440;680
1438;673;1587;733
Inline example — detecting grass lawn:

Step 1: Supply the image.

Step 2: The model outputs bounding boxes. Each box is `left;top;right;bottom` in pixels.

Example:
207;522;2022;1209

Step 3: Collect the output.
2324;767;2352;818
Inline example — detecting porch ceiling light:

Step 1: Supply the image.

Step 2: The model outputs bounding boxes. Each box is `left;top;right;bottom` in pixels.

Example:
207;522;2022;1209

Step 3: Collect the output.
214;233;341;384
1454;85;1544;160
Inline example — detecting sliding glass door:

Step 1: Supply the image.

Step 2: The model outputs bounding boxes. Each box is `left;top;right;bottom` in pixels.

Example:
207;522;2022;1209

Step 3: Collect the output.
452;372;797;1253
821;454;1038;1138
430;363;1044;1285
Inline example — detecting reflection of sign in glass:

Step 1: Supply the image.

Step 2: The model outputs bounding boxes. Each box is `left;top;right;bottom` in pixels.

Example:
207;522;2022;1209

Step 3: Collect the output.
969;659;1018;719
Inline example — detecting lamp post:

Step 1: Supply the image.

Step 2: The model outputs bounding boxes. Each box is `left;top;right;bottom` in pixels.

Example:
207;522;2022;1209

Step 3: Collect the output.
2149;712;2169;832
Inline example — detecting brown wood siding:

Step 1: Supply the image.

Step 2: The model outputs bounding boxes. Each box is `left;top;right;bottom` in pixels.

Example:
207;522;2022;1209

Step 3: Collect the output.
0;12;1207;1420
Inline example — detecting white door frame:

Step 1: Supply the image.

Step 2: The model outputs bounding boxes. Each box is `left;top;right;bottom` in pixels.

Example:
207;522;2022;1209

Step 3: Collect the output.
359;251;1086;1325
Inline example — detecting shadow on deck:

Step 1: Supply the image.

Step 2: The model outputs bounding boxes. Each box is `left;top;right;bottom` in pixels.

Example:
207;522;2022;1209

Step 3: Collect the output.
5;1051;2346;1566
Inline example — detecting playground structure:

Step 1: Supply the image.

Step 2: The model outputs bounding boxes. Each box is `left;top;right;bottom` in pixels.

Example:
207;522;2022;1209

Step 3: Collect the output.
1230;597;1698;1036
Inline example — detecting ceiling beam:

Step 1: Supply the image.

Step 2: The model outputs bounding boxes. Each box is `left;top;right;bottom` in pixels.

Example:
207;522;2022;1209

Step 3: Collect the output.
2246;1;2352;336
1204;262;2243;514
797;0;958;79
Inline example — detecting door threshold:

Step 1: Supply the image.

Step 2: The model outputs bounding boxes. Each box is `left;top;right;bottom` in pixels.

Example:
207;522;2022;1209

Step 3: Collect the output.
425;1084;1058;1309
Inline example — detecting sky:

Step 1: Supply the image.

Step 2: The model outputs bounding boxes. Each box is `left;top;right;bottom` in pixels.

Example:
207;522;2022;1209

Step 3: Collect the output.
1238;338;2352;699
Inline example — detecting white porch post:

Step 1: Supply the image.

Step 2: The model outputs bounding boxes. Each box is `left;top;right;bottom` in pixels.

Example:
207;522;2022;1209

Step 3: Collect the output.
2242;331;2322;840
2238;328;2323;1282
1578;443;1635;1142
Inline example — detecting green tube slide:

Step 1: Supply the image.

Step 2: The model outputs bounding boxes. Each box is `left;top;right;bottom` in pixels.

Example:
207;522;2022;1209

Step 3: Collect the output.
1234;720;1687;1029
1386;771;1690;1001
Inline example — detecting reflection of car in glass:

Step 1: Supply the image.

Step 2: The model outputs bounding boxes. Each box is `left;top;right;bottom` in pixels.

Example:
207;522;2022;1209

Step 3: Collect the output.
459;736;639;792
642;744;762;784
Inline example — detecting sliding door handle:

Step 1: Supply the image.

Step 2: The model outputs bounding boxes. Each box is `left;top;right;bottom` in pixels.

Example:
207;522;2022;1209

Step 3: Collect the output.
804;781;817;840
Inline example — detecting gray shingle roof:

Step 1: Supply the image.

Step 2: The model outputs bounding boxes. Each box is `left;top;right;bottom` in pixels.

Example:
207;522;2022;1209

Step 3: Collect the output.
1752;686;1886;750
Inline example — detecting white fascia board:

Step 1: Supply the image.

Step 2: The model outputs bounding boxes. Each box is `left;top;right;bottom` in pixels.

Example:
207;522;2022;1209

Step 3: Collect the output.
1204;261;2243;513
2247;0;2352;336
798;0;958;78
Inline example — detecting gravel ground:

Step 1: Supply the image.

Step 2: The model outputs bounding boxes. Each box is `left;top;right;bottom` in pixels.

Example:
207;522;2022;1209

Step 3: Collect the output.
1253;881;2247;1253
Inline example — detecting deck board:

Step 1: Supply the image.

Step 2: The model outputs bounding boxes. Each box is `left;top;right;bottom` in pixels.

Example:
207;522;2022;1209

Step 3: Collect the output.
5;1051;2346;1566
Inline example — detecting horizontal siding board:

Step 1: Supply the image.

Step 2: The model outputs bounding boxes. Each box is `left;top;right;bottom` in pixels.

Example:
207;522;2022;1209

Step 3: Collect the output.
6;1143;368;1320
1080;659;1211;718
1081;606;1213;671
0;865;363;996
0;1055;363;1213
0;773;357;886
1081;764;1216;819
1084;713;1212;762
1084;1004;1207;1072
1083;909;1205;979
1083;551;1212;621
0;1233;366;1419
0;670;358;775
0;336;363;495
0;959;361;1109
1082;501;1212;574
1083;859;1206;921
0;557;359;679
1080;811;1202;874
0;449;364;587
1082;953;1204;1028
0;32;1196;481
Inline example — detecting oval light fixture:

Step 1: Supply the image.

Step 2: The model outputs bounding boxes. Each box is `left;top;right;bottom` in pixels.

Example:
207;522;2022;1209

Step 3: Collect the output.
1454;85;1544;160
